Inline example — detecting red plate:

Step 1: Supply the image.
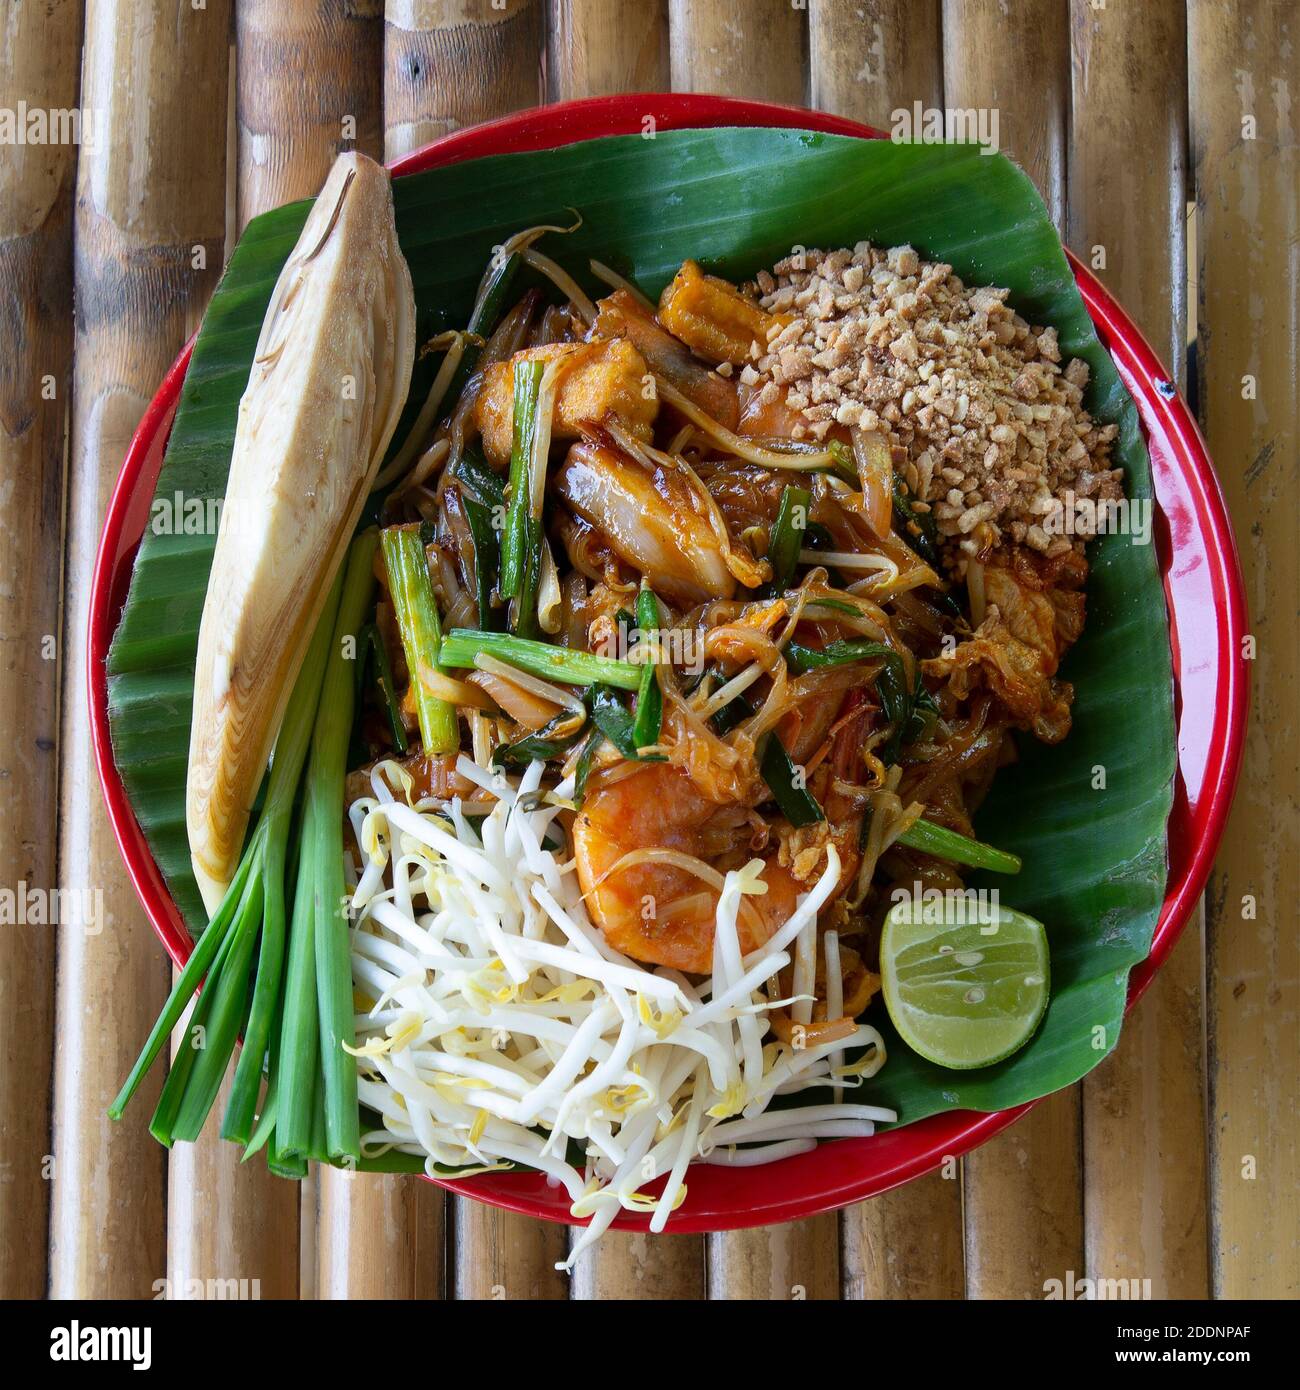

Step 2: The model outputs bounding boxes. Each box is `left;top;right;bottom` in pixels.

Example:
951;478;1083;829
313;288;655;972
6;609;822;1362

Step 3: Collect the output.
89;94;1248;1232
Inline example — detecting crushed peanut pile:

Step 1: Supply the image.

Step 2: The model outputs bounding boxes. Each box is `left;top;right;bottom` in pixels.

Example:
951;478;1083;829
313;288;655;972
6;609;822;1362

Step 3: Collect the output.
746;243;1123;566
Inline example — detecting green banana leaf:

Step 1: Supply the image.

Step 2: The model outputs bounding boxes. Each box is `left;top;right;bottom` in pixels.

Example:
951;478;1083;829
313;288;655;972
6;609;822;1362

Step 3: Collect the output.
107;128;1175;1124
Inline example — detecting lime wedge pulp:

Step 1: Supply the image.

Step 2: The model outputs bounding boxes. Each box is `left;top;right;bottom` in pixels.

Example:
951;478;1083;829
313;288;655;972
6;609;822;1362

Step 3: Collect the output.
880;899;1050;1070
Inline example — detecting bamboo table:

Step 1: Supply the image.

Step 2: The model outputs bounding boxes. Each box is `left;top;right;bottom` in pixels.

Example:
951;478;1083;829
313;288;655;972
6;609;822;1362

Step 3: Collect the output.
2;0;1294;1302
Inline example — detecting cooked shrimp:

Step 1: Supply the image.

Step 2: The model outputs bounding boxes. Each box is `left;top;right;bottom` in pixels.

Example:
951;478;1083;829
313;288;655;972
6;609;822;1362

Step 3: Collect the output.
555;440;735;603
573;762;801;972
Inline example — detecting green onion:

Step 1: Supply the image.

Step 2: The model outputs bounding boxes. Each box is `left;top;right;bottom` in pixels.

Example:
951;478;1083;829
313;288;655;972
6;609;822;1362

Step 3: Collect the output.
243;1066;278;1161
767;485;810;592
108;843;257;1121
805;597;861;617
706;686;825;827
896;818;1022;874
169;868;267;1143
759;732;825;828
308;1065;330;1164
632;586;663;750
381;524;457;755
500;359;545;640
709;687;751;737
223;572;345;1143
274;804;320;1158
147;895;247;1147
268;1150;308;1181
572;724;603;808
891;477;941;570
471;251;522;336
491;708;587;767
589;684;667;764
827;439;859;486
454;445;505;512
456;446;507;632
308;533;378;1162
461;493;503;632
242;984;287;1162
360;622;409;756
439;629;642;691
442;251;522;408
785;639;894;674
907;672;940;744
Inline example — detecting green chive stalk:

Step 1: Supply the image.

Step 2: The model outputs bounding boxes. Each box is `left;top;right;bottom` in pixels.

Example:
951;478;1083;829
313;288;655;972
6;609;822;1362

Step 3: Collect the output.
439;629;642;691
381;524;457;754
361;623;408;755
109;843;257;1121
767;485;810;592
169;868;267;1142
442;250;521;406
785;639;894;673
308;531;379;1162
115;572;347;1141
500;359;545;638
221;570;345;1144
147;903;246;1147
274;813;320;1158
632;586;663;750
897;819;1022;874
759;733;825;829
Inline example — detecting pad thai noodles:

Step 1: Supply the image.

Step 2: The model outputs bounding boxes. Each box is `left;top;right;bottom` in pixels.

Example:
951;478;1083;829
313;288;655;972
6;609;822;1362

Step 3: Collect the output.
112;156;1123;1268
340;224;1114;1260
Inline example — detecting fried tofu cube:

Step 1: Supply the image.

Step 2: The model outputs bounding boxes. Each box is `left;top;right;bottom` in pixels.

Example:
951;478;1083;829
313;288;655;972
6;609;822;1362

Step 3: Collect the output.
474;339;657;468
657;259;791;366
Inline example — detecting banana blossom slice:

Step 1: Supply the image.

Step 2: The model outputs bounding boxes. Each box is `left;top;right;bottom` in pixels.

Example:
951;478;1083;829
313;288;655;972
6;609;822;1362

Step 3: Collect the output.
187;152;416;915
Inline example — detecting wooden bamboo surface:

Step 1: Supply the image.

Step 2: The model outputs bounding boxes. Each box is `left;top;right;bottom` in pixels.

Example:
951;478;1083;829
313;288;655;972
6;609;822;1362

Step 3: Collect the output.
4;0;1293;1301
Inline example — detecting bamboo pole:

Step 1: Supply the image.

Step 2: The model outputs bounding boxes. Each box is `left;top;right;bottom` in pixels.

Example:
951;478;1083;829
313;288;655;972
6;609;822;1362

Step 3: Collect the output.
1189;0;1299;1301
1066;0;1209;1301
570;1231;704;1300
383;0;546;162
0;0;82;1302
707;1215;840;1300
453;1197;568;1299
843;1171;965;1299
317;1169;445;1299
548;0;669;101
809;0;942;123
236;0;384;230
942;0;1068;228
50;0;231;1299
668;0;807;104
166;1073;299;1300
962;1089;1082;1299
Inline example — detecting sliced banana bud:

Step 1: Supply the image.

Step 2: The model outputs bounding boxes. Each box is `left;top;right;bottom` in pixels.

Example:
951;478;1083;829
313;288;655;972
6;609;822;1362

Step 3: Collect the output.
186;152;415;916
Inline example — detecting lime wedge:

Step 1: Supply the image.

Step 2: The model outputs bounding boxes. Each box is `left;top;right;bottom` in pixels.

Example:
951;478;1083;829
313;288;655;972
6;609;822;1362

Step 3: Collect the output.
880;899;1050;1069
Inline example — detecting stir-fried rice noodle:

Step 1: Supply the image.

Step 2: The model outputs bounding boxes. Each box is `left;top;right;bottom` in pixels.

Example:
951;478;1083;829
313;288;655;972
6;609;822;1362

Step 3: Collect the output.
330;235;1117;1264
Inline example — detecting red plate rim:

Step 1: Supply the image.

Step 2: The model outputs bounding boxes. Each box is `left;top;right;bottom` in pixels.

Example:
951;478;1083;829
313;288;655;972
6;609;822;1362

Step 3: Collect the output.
88;93;1248;1232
